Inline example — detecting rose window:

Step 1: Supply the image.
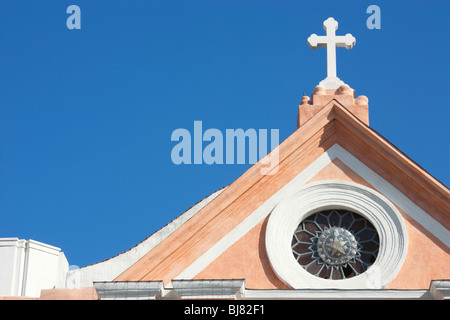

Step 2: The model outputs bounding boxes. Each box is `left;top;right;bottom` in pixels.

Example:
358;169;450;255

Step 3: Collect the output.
291;209;379;280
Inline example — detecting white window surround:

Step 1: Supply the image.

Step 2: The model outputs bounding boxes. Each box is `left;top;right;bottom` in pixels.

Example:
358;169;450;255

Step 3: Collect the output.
265;180;408;289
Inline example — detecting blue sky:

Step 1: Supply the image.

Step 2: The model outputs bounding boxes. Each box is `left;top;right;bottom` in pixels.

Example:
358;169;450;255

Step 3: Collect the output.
1;1;449;268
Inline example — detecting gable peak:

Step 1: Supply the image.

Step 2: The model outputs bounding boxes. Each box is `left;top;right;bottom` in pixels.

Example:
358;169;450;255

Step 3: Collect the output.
300;18;368;128
298;84;369;128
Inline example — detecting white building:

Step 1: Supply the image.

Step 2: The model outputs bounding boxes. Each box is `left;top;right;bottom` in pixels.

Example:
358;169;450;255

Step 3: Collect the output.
0;238;68;297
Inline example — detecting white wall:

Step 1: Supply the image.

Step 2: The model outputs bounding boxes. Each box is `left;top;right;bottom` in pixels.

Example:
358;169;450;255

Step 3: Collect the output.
0;238;69;297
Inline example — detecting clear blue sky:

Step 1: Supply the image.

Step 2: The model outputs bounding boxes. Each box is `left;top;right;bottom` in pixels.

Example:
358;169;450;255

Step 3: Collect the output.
1;1;449;268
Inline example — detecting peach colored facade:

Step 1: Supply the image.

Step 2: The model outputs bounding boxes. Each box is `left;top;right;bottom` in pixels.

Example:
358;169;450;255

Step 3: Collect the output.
7;85;449;299
114;86;449;290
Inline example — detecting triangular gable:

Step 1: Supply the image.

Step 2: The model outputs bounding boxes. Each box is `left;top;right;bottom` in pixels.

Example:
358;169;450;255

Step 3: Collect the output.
192;158;449;290
114;100;450;288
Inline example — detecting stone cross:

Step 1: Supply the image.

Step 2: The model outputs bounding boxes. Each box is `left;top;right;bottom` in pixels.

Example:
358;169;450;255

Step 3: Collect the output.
308;17;356;89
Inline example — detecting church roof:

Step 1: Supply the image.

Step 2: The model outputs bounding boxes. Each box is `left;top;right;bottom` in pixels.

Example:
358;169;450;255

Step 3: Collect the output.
113;93;449;288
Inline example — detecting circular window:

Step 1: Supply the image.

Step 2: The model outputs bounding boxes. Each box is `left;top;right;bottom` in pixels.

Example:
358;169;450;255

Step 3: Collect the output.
292;209;379;280
265;180;408;289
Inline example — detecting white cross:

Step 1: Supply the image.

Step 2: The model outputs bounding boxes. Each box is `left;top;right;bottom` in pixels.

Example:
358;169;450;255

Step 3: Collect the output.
307;17;356;89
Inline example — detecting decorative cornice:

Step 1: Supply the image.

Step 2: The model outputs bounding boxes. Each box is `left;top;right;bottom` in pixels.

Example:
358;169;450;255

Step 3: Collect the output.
430;280;450;300
170;279;245;300
92;279;447;300
93;281;164;300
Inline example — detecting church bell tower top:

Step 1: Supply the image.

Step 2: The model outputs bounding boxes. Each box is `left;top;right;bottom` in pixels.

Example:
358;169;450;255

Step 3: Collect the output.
298;18;368;128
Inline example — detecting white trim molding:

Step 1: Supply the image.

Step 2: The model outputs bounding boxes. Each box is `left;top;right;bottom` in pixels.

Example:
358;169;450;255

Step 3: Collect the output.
265;180;408;289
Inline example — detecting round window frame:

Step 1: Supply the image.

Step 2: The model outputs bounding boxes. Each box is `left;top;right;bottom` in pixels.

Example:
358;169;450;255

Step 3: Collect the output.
265;180;408;289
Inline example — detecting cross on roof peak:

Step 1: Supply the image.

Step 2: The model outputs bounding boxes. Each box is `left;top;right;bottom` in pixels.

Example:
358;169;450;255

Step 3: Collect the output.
308;17;356;89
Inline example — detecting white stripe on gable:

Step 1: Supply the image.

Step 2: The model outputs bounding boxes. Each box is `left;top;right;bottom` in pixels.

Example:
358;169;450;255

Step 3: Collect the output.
175;143;450;280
